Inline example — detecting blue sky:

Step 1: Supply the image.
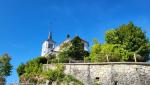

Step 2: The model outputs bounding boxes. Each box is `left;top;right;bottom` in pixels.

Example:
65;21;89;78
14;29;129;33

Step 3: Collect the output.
0;0;150;84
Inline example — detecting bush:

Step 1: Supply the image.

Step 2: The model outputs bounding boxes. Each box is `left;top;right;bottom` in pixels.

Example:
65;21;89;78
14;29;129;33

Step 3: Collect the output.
17;63;25;76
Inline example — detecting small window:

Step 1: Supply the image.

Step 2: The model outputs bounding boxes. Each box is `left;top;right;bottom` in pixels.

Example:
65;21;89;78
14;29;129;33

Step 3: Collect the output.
95;77;99;80
48;44;53;48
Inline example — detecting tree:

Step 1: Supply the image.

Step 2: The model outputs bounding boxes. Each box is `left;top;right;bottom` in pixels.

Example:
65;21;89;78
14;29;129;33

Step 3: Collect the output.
17;57;47;83
90;39;131;62
0;53;12;82
69;36;89;60
17;63;26;77
57;50;70;63
56;41;72;63
90;40;102;62
45;54;57;64
59;41;71;51
57;36;89;62
105;22;150;61
41;64;65;84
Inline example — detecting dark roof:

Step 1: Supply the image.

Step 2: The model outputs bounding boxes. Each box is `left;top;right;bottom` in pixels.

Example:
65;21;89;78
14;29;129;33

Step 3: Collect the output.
81;39;89;46
47;38;56;43
72;35;89;46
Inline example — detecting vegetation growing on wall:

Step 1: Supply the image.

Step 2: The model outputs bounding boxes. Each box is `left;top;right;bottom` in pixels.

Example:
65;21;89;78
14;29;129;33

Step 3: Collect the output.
17;57;46;83
42;64;83;85
17;57;83;84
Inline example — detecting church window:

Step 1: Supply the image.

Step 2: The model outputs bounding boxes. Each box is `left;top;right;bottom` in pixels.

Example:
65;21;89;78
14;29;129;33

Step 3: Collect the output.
48;44;53;48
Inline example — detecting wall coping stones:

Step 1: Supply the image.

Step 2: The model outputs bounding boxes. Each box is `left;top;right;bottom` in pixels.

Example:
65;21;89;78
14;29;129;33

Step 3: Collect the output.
43;62;150;66
63;62;150;66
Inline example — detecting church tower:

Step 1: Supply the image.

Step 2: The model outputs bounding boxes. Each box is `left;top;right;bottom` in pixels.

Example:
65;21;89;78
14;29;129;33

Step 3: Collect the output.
41;32;55;56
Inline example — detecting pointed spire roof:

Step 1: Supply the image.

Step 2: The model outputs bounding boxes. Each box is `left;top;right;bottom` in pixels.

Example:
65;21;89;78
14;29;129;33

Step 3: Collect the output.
48;32;52;40
47;32;55;43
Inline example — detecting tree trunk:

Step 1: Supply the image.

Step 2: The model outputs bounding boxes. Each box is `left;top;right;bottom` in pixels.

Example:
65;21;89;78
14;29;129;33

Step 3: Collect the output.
0;77;5;85
106;54;109;62
134;53;137;62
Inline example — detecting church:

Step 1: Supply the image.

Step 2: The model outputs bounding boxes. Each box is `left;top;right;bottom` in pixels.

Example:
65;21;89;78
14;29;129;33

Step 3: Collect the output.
41;32;89;56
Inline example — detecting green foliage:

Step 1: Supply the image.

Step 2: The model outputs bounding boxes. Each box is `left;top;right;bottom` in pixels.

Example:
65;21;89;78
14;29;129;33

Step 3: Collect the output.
59;41;71;51
24;59;42;79
105;29;118;44
105;22;150;61
46;54;58;63
92;83;102;85
58;75;84;85
17;57;47;82
100;44;131;61
17;57;83;84
57;50;70;63
84;56;90;63
56;41;72;63
0;53;12;78
42;69;57;82
17;63;25;76
41;64;65;83
90;39;131;62
41;64;83;85
69;36;89;60
57;36;89;63
90;41;101;62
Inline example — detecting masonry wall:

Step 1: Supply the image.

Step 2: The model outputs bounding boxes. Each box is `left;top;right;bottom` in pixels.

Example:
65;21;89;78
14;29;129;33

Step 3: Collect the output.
43;62;150;85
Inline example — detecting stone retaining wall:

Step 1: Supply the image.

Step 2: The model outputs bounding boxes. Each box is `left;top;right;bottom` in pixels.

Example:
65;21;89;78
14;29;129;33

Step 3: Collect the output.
43;62;150;85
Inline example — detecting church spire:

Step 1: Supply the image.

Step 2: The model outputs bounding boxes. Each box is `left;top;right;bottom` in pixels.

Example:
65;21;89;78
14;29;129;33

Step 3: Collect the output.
48;32;52;40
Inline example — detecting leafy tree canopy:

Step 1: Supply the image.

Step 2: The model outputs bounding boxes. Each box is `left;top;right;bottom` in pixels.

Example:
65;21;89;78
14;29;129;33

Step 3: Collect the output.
90;40;131;62
57;36;89;63
17;57;47;82
69;36;89;60
0;53;12;78
105;22;150;61
0;53;12;83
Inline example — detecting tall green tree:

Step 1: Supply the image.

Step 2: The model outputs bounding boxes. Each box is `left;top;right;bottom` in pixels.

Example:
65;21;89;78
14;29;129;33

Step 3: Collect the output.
17;63;26;77
0;53;12;82
58;36;89;62
90;40;102;62
69;36;89;60
90;40;131;62
105;22;150;61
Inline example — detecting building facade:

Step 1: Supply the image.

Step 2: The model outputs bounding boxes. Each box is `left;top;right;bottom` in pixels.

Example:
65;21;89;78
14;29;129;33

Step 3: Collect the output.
41;33;89;56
